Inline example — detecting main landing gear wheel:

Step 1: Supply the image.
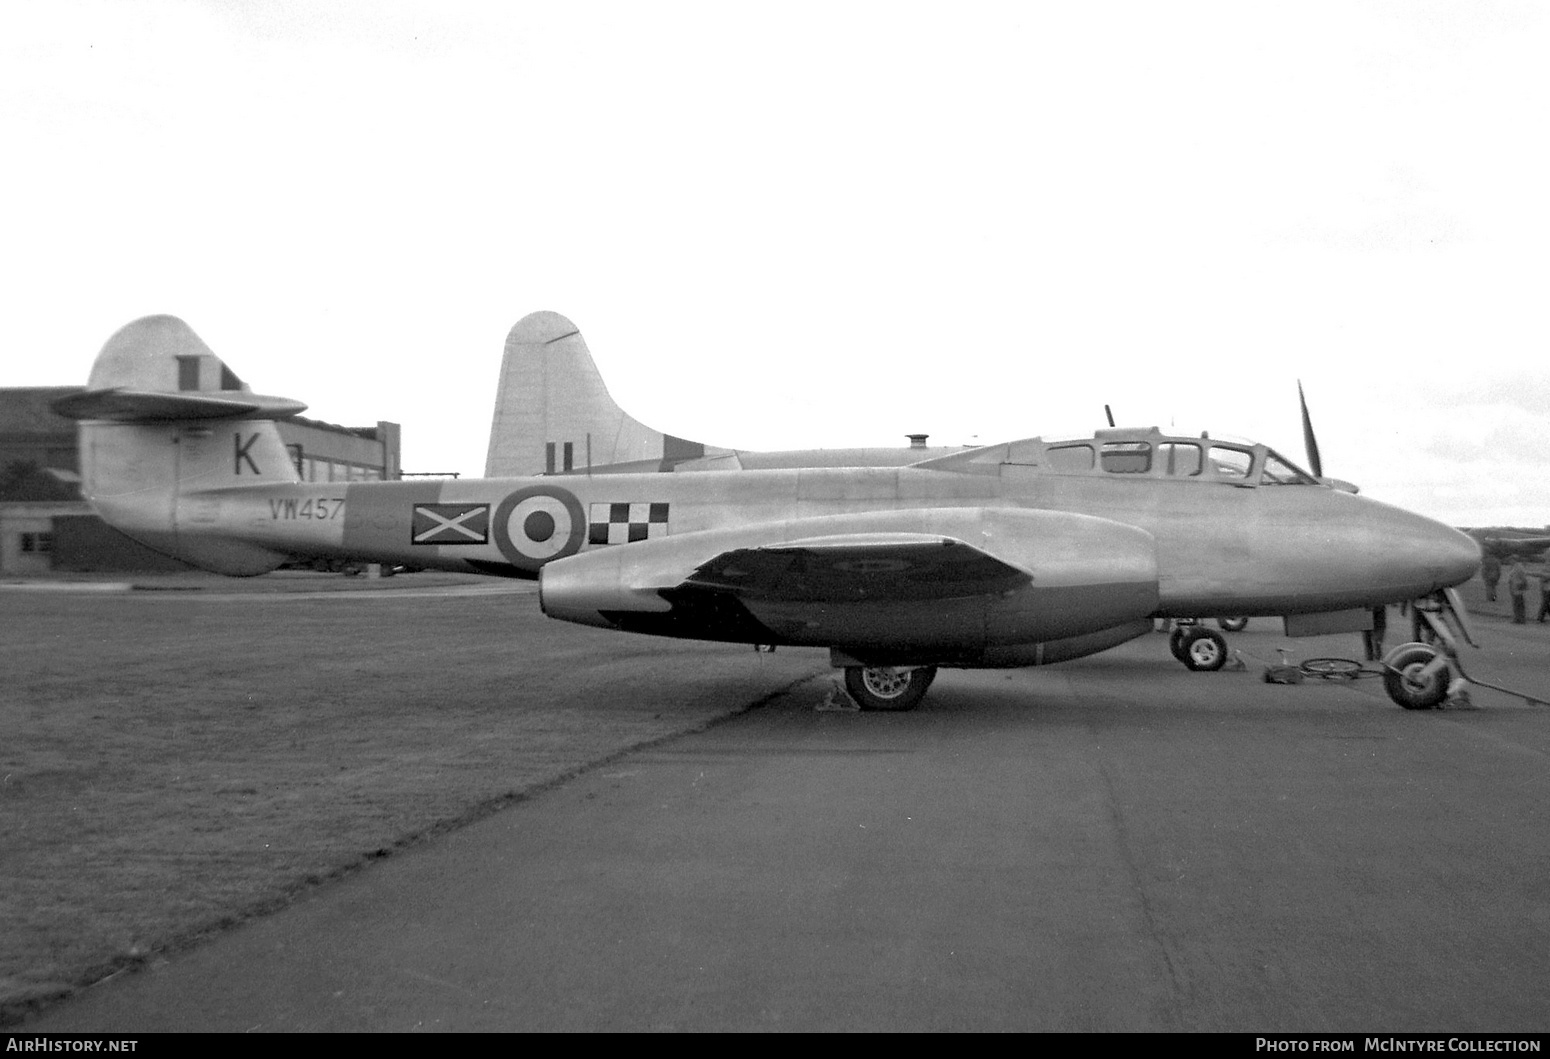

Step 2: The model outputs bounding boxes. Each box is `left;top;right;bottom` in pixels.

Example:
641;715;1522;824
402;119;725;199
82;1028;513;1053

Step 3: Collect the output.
1382;643;1449;710
844;666;937;712
1179;627;1229;672
1217;617;1249;632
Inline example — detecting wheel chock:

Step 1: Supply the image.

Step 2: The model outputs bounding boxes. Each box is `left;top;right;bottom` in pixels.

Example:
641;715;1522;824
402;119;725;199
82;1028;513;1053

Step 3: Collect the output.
816;680;860;712
1443;677;1477;710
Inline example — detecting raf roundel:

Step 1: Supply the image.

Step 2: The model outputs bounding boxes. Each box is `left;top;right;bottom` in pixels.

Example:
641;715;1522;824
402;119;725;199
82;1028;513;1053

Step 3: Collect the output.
492;485;586;571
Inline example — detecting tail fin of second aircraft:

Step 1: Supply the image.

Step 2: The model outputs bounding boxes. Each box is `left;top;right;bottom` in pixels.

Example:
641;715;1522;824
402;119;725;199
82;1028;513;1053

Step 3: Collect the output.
484;312;730;477
54;315;304;575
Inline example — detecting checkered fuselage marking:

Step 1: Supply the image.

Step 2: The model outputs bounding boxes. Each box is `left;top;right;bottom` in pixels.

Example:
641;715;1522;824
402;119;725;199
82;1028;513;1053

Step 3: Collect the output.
588;502;669;545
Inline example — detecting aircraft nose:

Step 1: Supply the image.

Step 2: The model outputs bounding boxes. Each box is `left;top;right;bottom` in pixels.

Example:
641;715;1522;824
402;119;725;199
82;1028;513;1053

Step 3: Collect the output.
1355;499;1482;600
1426;520;1483;590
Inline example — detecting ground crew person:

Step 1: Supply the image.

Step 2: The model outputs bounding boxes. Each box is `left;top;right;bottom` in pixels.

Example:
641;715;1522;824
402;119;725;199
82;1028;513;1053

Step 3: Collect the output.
1507;559;1529;624
1364;604;1388;662
1481;553;1501;601
1537;566;1550;623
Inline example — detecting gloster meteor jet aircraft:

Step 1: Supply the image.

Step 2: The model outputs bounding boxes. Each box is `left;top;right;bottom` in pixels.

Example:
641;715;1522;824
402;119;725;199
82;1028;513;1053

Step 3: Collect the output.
57;316;1482;712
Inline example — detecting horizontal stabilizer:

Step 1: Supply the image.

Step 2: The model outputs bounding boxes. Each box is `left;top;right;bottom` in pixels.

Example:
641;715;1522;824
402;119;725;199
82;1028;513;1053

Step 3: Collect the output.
56;314;305;423
52;387;307;422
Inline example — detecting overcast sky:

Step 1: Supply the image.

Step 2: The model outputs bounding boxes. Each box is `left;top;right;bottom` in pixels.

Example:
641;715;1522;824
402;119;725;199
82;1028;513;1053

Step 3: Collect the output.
4;1;1546;527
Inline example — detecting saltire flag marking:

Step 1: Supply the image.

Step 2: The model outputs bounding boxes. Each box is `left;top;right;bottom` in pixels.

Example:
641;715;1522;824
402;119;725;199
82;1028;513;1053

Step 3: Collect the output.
412;503;491;545
588;502;669;545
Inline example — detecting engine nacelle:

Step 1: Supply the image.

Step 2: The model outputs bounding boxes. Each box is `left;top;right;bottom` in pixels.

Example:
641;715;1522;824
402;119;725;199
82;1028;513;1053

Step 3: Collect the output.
834;619;1155;669
540;507;1160;657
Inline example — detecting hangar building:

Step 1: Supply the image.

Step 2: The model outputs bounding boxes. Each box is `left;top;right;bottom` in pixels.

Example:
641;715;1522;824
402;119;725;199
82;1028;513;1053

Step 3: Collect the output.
0;387;401;576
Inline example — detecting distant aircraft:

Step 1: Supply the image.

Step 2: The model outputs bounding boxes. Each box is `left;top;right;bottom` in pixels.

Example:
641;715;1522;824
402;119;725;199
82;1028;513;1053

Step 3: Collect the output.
1460;528;1550;563
58;315;1482;712
484;311;968;478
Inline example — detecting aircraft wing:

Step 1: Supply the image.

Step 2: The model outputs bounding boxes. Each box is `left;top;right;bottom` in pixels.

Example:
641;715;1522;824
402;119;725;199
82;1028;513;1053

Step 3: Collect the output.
678;532;1033;602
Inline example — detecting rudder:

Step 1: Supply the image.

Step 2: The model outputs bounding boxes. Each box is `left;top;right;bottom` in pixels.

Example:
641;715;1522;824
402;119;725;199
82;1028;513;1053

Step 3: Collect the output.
484;311;726;477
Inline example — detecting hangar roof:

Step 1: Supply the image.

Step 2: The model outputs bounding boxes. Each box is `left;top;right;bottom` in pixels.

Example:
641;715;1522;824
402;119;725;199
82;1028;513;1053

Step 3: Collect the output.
0;388;80;438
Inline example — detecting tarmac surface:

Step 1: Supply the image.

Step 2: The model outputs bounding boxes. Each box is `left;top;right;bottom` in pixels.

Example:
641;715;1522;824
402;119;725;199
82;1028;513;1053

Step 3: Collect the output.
12;571;1550;1032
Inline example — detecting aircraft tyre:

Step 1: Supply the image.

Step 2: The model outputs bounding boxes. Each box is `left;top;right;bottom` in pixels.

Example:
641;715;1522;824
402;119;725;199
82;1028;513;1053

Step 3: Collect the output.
844;666;936;712
1217;617;1249;632
1180;628;1229;672
1382;643;1448;710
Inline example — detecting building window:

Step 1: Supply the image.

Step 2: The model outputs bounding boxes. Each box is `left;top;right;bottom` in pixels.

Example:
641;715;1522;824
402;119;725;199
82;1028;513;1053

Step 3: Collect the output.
20;532;54;554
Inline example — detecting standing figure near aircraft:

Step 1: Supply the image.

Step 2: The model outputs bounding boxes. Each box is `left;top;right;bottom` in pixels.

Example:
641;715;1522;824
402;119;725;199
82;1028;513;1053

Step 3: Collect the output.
1507;559;1529;624
1480;553;1501;602
1537;566;1550;623
1363;604;1388;662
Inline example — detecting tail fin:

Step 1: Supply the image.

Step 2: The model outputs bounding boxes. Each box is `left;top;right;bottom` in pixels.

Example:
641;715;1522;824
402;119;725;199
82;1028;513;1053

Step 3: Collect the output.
56;316;304;575
484;311;728;477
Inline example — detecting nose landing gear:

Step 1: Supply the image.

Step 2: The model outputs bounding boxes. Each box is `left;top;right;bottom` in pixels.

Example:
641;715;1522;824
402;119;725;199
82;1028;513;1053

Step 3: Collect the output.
1381;588;1476;710
1385;588;1546;710
1381;642;1452;710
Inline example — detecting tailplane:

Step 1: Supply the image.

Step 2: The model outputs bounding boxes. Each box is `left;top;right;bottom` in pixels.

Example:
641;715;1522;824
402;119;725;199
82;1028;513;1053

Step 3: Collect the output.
484;311;729;477
55;316;304;575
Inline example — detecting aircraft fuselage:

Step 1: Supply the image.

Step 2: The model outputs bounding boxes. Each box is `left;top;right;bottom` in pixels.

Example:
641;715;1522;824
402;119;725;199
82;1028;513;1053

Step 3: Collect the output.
89;420;1479;626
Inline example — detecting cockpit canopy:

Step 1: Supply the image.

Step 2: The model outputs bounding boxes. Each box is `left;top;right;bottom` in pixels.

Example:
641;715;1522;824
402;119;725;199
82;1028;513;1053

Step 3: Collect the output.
919;427;1321;487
